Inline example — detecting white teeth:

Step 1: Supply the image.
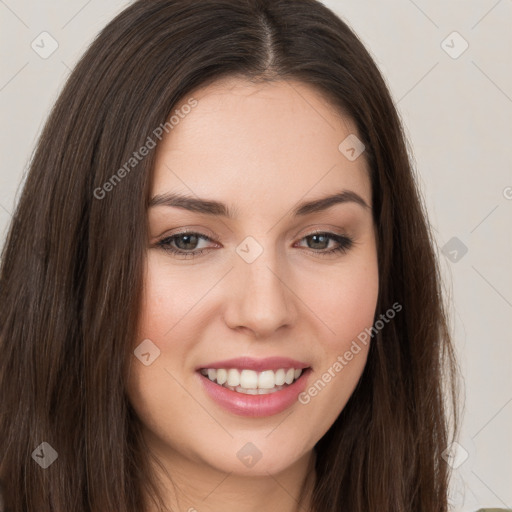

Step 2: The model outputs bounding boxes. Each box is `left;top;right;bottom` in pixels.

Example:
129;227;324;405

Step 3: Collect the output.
227;369;240;387
274;368;286;386
239;369;258;389
258;370;276;389
216;368;227;385
200;367;305;393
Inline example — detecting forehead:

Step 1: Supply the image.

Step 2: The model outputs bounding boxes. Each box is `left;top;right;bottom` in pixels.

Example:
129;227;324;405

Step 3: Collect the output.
151;77;371;214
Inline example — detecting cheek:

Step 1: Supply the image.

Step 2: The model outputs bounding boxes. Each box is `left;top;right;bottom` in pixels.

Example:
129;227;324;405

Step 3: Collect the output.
125;356;207;464
300;257;378;427
296;268;377;439
336;264;379;341
136;255;211;338
304;256;379;351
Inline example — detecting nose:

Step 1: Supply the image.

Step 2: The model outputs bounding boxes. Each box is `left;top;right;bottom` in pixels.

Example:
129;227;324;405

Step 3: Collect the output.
223;246;298;338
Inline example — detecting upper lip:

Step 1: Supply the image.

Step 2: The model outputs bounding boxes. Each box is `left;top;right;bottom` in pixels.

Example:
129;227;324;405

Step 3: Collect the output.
196;357;310;372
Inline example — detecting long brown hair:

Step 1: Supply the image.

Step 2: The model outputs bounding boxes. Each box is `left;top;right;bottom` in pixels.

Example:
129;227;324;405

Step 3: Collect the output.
0;0;460;510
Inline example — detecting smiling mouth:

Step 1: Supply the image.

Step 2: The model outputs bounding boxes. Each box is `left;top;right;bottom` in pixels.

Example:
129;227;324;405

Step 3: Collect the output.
198;367;308;395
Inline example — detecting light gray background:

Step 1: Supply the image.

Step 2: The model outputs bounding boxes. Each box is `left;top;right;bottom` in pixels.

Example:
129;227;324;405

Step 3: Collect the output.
1;1;511;510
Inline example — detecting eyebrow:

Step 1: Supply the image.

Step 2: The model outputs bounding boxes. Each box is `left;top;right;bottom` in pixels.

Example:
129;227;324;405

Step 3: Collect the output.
148;189;371;218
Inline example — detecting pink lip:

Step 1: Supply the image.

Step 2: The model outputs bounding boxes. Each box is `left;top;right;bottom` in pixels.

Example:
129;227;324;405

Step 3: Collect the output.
196;356;310;372
197;367;312;417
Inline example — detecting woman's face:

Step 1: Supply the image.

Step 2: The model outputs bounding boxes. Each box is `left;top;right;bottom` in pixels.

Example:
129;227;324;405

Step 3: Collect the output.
126;77;379;479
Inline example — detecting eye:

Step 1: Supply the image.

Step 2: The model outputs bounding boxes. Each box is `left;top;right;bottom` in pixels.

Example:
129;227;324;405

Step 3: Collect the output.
295;231;354;257
156;230;217;259
155;230;355;259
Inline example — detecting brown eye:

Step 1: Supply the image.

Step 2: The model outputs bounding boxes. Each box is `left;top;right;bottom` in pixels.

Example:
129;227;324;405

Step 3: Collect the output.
157;231;216;259
297;232;354;256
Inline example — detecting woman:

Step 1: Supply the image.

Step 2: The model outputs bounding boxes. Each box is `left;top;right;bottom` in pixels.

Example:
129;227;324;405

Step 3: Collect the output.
0;0;462;510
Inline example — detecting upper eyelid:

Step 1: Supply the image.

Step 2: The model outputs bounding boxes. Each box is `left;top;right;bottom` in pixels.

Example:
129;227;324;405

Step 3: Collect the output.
163;231;217;244
152;216;357;241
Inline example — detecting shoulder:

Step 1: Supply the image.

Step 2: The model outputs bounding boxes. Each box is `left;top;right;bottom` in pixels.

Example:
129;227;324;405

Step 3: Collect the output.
475;509;512;511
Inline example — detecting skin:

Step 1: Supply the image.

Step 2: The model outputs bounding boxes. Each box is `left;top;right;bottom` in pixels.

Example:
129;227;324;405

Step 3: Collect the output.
125;77;379;512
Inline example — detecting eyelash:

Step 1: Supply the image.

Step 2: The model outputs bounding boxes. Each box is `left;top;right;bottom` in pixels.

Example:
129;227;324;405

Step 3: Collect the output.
155;229;354;259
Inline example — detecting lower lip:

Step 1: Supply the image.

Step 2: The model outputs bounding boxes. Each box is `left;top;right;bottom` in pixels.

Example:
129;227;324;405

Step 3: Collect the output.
197;368;311;417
